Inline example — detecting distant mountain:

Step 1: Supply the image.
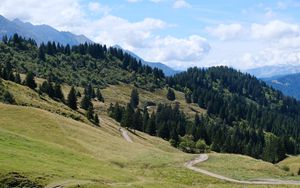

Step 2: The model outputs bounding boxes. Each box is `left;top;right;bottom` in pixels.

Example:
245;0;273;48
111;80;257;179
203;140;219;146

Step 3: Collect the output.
114;45;180;76
246;65;300;78
0;15;92;45
264;73;300;100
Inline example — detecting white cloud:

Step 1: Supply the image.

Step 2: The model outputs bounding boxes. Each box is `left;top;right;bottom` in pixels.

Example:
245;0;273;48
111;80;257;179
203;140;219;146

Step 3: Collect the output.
173;0;191;9
251;20;300;40
206;23;244;40
139;35;210;69
88;2;111;15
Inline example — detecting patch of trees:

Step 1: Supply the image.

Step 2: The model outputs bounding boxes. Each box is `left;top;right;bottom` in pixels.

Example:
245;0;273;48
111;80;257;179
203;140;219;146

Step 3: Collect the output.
167;66;300;161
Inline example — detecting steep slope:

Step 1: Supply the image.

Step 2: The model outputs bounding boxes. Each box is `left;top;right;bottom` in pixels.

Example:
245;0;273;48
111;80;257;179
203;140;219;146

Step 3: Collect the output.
0;15;92;45
265;73;300;100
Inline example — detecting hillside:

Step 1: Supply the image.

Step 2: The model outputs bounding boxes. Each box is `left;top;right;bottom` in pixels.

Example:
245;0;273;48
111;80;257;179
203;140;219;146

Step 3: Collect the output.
265;73;300;100
0;103;228;188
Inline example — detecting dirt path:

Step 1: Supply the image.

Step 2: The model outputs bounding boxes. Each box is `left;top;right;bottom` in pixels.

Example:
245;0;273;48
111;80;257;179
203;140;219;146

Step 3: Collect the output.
120;128;133;143
185;154;300;185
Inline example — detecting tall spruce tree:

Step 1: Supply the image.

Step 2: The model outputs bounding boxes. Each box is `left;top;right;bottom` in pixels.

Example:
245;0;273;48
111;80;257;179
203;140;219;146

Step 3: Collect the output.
130;88;139;108
25;72;37;89
67;86;77;110
121;103;134;128
81;94;92;110
96;88;104;102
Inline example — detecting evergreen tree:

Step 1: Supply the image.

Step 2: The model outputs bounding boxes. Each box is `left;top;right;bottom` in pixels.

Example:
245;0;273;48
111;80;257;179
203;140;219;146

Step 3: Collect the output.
130;88;139;108
54;83;64;101
121;103;134;129
167;88;176;101
132;109;143;131
94;114;100;125
87;106;94;120
38;44;46;61
67;86;77;110
81;94;93;110
96;88;104;102
14;72;21;84
146;113;156;135
25;72;37;89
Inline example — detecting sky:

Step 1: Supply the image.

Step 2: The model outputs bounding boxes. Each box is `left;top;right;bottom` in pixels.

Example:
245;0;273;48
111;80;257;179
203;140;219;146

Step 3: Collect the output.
1;0;300;70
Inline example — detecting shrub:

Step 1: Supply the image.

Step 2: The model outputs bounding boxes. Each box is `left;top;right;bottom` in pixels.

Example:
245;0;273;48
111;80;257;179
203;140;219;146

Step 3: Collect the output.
281;165;290;172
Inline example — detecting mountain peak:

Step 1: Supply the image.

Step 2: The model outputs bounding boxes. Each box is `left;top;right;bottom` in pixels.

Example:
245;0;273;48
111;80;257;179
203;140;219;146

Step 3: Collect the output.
0;14;93;46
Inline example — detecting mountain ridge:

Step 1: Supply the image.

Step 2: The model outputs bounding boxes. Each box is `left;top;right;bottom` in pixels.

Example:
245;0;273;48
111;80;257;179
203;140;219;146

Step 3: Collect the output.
0;15;92;45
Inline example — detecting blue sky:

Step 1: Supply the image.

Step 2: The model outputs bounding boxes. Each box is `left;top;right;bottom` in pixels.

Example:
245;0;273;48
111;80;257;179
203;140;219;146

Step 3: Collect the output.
1;0;300;70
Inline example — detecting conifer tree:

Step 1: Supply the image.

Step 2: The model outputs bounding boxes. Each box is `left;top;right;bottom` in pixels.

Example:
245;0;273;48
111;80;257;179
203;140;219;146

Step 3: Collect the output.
38;44;46;61
14;72;21;84
130;88;139;108
96;88;104;102
146;113;156;136
167;88;176;101
87;106;94;120
25;72;37;89
121;103;134;128
54;83;64;101
67;86;77;110
81;94;92;110
94;114;100;125
132;109;143;131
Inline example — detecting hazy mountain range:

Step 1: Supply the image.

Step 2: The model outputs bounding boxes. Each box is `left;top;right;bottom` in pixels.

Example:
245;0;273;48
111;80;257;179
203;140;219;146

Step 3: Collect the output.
246;65;300;78
0;15;92;45
264;73;300;100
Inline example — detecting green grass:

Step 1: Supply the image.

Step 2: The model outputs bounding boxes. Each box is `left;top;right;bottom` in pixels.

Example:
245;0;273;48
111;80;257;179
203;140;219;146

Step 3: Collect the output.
279;155;300;176
196;153;300;181
2;104;294;187
0;103;225;187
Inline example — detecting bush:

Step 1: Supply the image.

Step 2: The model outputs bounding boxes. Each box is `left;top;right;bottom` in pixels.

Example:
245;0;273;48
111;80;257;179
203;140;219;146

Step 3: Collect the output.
196;139;207;153
2;91;15;104
281;165;290;172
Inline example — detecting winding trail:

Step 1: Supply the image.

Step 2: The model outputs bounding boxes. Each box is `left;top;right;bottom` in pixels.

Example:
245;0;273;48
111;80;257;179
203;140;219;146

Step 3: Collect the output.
185;154;300;185
120;128;133;143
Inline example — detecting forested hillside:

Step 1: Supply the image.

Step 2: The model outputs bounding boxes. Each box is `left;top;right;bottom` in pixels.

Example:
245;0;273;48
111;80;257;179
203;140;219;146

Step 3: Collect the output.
0;34;165;91
167;67;300;163
1;34;299;164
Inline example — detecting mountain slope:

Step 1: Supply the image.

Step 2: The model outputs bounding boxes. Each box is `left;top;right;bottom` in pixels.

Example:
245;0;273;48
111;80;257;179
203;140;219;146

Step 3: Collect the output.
265;73;300;100
114;45;180;76
246;65;300;78
0;103;229;188
0;15;92;45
